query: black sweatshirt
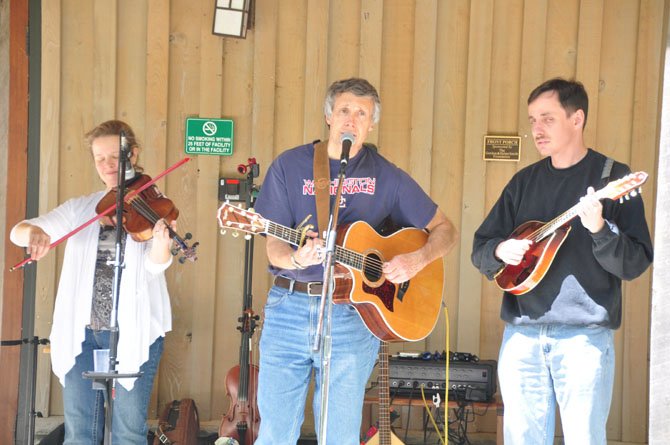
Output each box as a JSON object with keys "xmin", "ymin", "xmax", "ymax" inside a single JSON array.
[{"xmin": 471, "ymin": 149, "xmax": 653, "ymax": 329}]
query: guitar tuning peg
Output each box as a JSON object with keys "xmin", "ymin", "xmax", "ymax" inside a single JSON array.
[
  {"xmin": 244, "ymin": 234, "xmax": 252, "ymax": 241},
  {"xmin": 220, "ymin": 228, "xmax": 227, "ymax": 236},
  {"xmin": 638, "ymin": 186, "xmax": 643, "ymax": 194},
  {"xmin": 619, "ymin": 197, "xmax": 624, "ymax": 204},
  {"xmin": 232, "ymin": 230, "xmax": 239, "ymax": 238},
  {"xmin": 630, "ymin": 190, "xmax": 638, "ymax": 197},
  {"xmin": 625, "ymin": 194, "xmax": 630, "ymax": 200}
]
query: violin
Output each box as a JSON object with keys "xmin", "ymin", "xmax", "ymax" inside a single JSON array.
[
  {"xmin": 219, "ymin": 309, "xmax": 261, "ymax": 445},
  {"xmin": 95, "ymin": 174, "xmax": 198, "ymax": 263},
  {"xmin": 10, "ymin": 157, "xmax": 193, "ymax": 271}
]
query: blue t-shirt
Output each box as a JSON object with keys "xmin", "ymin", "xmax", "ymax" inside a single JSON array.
[{"xmin": 254, "ymin": 142, "xmax": 438, "ymax": 282}]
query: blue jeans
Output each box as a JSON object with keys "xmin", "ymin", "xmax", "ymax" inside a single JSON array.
[
  {"xmin": 255, "ymin": 285, "xmax": 380, "ymax": 445},
  {"xmin": 498, "ymin": 324, "xmax": 615, "ymax": 445},
  {"xmin": 62, "ymin": 328, "xmax": 163, "ymax": 445}
]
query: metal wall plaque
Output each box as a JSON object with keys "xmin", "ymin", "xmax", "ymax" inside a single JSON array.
[{"xmin": 483, "ymin": 135, "xmax": 521, "ymax": 161}]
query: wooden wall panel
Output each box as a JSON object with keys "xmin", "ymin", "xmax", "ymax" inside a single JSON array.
[
  {"xmin": 481, "ymin": 0, "xmax": 524, "ymax": 362},
  {"xmin": 409, "ymin": 0, "xmax": 437, "ymax": 192},
  {"xmin": 275, "ymin": 0, "xmax": 307, "ymax": 152},
  {"xmin": 621, "ymin": 0, "xmax": 665, "ymax": 441},
  {"xmin": 598, "ymin": 2, "xmax": 642, "ymax": 438},
  {"xmin": 303, "ymin": 1, "xmax": 329, "ymax": 141},
  {"xmin": 36, "ymin": 0, "xmax": 62, "ymax": 418},
  {"xmin": 456, "ymin": 0, "xmax": 494, "ymax": 355},
  {"xmin": 379, "ymin": 1, "xmax": 415, "ymax": 170},
  {"xmin": 11, "ymin": 1, "xmax": 666, "ymax": 442},
  {"xmin": 159, "ymin": 0, "xmax": 201, "ymax": 405},
  {"xmin": 544, "ymin": 0, "xmax": 580, "ymax": 78},
  {"xmin": 575, "ymin": 0, "xmax": 604, "ymax": 149},
  {"xmin": 359, "ymin": 0, "xmax": 383, "ymax": 149},
  {"xmin": 428, "ymin": 0, "xmax": 470, "ymax": 354}
]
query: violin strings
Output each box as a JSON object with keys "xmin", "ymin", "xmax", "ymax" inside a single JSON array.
[
  {"xmin": 129, "ymin": 196, "xmax": 185, "ymax": 247},
  {"xmin": 129, "ymin": 196, "xmax": 161, "ymax": 225}
]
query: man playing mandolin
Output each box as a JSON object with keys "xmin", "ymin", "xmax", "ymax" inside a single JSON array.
[
  {"xmin": 471, "ymin": 78, "xmax": 653, "ymax": 445},
  {"xmin": 251, "ymin": 78, "xmax": 457, "ymax": 444}
]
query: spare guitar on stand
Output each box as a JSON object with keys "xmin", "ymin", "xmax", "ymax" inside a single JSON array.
[
  {"xmin": 366, "ymin": 341, "xmax": 403, "ymax": 445},
  {"xmin": 219, "ymin": 159, "xmax": 261, "ymax": 445}
]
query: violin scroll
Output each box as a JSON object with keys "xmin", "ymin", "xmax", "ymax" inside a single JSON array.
[{"xmin": 172, "ymin": 232, "xmax": 199, "ymax": 263}]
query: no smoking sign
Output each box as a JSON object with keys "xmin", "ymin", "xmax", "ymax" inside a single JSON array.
[{"xmin": 184, "ymin": 117, "xmax": 234, "ymax": 156}]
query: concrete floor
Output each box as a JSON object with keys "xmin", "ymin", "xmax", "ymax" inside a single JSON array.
[{"xmin": 33, "ymin": 416, "xmax": 499, "ymax": 444}]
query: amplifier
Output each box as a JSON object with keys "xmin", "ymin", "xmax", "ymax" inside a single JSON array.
[{"xmin": 388, "ymin": 358, "xmax": 497, "ymax": 402}]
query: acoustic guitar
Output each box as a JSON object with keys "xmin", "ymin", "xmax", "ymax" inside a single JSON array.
[
  {"xmin": 217, "ymin": 203, "xmax": 444, "ymax": 342},
  {"xmin": 365, "ymin": 341, "xmax": 404, "ymax": 445},
  {"xmin": 494, "ymin": 171, "xmax": 648, "ymax": 295}
]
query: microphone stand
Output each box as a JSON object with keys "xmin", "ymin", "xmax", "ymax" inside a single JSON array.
[
  {"xmin": 314, "ymin": 152, "xmax": 348, "ymax": 445},
  {"xmin": 82, "ymin": 131, "xmax": 142, "ymax": 445}
]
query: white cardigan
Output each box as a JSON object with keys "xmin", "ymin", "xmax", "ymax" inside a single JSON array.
[{"xmin": 11, "ymin": 191, "xmax": 172, "ymax": 390}]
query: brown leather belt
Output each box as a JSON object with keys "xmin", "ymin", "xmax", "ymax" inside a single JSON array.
[{"xmin": 273, "ymin": 276, "xmax": 323, "ymax": 296}]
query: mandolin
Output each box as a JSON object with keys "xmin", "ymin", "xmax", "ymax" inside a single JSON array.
[{"xmin": 494, "ymin": 171, "xmax": 648, "ymax": 295}]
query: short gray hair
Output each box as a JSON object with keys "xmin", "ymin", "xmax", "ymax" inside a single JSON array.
[{"xmin": 323, "ymin": 78, "xmax": 381, "ymax": 124}]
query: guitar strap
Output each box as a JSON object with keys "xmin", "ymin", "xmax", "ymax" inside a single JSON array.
[
  {"xmin": 312, "ymin": 141, "xmax": 383, "ymax": 235},
  {"xmin": 313, "ymin": 139, "xmax": 330, "ymax": 236},
  {"xmin": 599, "ymin": 156, "xmax": 614, "ymax": 219},
  {"xmin": 601, "ymin": 157, "xmax": 614, "ymax": 186}
]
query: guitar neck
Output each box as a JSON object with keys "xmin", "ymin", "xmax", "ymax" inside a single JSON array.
[
  {"xmin": 264, "ymin": 221, "xmax": 364, "ymax": 270},
  {"xmin": 378, "ymin": 341, "xmax": 391, "ymax": 444},
  {"xmin": 531, "ymin": 187, "xmax": 610, "ymax": 243}
]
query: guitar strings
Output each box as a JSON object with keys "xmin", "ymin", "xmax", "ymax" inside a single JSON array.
[
  {"xmin": 228, "ymin": 208, "xmax": 389, "ymax": 276},
  {"xmin": 264, "ymin": 221, "xmax": 386, "ymax": 274}
]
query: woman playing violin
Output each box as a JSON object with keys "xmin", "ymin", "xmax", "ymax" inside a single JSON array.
[{"xmin": 10, "ymin": 120, "xmax": 175, "ymax": 444}]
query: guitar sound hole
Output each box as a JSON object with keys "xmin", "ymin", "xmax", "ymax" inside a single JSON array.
[{"xmin": 363, "ymin": 253, "xmax": 383, "ymax": 282}]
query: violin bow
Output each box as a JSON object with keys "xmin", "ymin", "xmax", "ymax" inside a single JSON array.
[{"xmin": 10, "ymin": 157, "xmax": 192, "ymax": 271}]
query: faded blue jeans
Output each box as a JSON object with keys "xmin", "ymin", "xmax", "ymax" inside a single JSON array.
[
  {"xmin": 255, "ymin": 285, "xmax": 380, "ymax": 445},
  {"xmin": 62, "ymin": 328, "xmax": 163, "ymax": 445},
  {"xmin": 498, "ymin": 324, "xmax": 615, "ymax": 445}
]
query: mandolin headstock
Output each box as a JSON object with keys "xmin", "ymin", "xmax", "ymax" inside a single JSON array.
[{"xmin": 598, "ymin": 171, "xmax": 648, "ymax": 203}]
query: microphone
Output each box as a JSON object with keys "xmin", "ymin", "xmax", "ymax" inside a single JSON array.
[
  {"xmin": 121, "ymin": 131, "xmax": 135, "ymax": 181},
  {"xmin": 340, "ymin": 133, "xmax": 355, "ymax": 166}
]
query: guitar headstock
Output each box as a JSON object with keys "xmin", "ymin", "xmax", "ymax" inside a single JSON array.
[
  {"xmin": 216, "ymin": 201, "xmax": 267, "ymax": 237},
  {"xmin": 599, "ymin": 171, "xmax": 648, "ymax": 202}
]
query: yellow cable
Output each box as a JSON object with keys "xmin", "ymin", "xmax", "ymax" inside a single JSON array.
[
  {"xmin": 420, "ymin": 303, "xmax": 449, "ymax": 444},
  {"xmin": 444, "ymin": 304, "xmax": 449, "ymax": 440},
  {"xmin": 420, "ymin": 386, "xmax": 445, "ymax": 445}
]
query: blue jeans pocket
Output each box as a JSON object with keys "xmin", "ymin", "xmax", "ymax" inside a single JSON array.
[{"xmin": 264, "ymin": 286, "xmax": 290, "ymax": 310}]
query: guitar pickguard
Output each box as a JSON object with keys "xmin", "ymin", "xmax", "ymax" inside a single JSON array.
[{"xmin": 363, "ymin": 280, "xmax": 396, "ymax": 311}]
